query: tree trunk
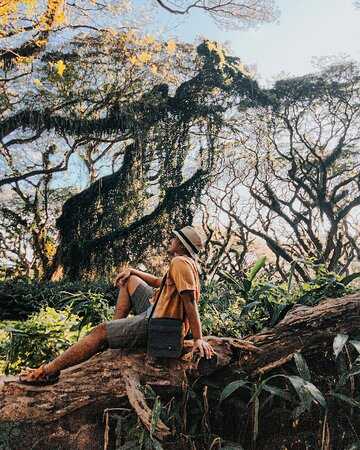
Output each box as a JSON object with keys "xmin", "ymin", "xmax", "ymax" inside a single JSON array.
[{"xmin": 1, "ymin": 293, "xmax": 360, "ymax": 449}]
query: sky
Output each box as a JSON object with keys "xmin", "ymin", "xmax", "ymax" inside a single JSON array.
[{"xmin": 147, "ymin": 0, "xmax": 360, "ymax": 85}]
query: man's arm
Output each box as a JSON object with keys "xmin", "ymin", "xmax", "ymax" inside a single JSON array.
[
  {"xmin": 181, "ymin": 290, "xmax": 214, "ymax": 359},
  {"xmin": 130, "ymin": 268, "xmax": 161, "ymax": 287},
  {"xmin": 115, "ymin": 267, "xmax": 161, "ymax": 288}
]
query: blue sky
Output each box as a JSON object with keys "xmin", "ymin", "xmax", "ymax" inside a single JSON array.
[{"xmin": 148, "ymin": 0, "xmax": 360, "ymax": 85}]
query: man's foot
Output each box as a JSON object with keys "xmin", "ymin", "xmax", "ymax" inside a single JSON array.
[{"xmin": 18, "ymin": 365, "xmax": 60, "ymax": 386}]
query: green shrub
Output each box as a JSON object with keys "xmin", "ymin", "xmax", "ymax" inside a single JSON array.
[
  {"xmin": 0, "ymin": 307, "xmax": 92, "ymax": 375},
  {"xmin": 218, "ymin": 333, "xmax": 360, "ymax": 449},
  {"xmin": 199, "ymin": 260, "xmax": 359, "ymax": 338},
  {"xmin": 199, "ymin": 280, "xmax": 247, "ymax": 338},
  {"xmin": 293, "ymin": 265, "xmax": 360, "ymax": 306},
  {"xmin": 0, "ymin": 279, "xmax": 117, "ymax": 321}
]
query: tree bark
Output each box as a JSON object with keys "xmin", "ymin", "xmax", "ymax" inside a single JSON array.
[{"xmin": 1, "ymin": 293, "xmax": 360, "ymax": 449}]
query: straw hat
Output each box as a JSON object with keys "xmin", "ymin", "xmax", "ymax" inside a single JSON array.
[{"xmin": 173, "ymin": 226, "xmax": 205, "ymax": 260}]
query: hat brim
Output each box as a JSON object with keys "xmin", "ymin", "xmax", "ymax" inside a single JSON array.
[{"xmin": 173, "ymin": 230, "xmax": 198, "ymax": 259}]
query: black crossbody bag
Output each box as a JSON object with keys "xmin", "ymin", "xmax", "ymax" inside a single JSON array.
[{"xmin": 147, "ymin": 274, "xmax": 183, "ymax": 358}]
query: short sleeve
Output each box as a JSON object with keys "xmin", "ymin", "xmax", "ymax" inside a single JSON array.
[{"xmin": 169, "ymin": 257, "xmax": 196, "ymax": 294}]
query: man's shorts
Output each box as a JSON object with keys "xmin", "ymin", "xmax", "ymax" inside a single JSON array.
[{"xmin": 106, "ymin": 282, "xmax": 154, "ymax": 349}]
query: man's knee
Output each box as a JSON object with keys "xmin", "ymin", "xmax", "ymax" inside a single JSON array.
[{"xmin": 127, "ymin": 274, "xmax": 146, "ymax": 296}]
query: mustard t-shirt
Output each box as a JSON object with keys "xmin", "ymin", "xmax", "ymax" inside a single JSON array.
[{"xmin": 152, "ymin": 255, "xmax": 200, "ymax": 337}]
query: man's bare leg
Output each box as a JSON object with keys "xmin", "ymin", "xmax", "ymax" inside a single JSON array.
[
  {"xmin": 45, "ymin": 323, "xmax": 108, "ymax": 374},
  {"xmin": 19, "ymin": 323, "xmax": 108, "ymax": 381},
  {"xmin": 20, "ymin": 275, "xmax": 147, "ymax": 382},
  {"xmin": 113, "ymin": 275, "xmax": 146, "ymax": 319}
]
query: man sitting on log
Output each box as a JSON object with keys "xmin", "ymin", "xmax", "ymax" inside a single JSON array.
[{"xmin": 19, "ymin": 226, "xmax": 214, "ymax": 385}]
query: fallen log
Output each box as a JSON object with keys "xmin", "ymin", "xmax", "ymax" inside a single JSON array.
[{"xmin": 1, "ymin": 292, "xmax": 360, "ymax": 449}]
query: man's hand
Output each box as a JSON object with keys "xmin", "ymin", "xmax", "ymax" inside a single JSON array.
[
  {"xmin": 114, "ymin": 267, "xmax": 132, "ymax": 287},
  {"xmin": 192, "ymin": 338, "xmax": 215, "ymax": 359}
]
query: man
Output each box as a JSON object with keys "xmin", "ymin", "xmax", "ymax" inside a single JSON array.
[{"xmin": 19, "ymin": 226, "xmax": 214, "ymax": 385}]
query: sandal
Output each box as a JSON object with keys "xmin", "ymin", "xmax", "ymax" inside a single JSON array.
[{"xmin": 18, "ymin": 367, "xmax": 60, "ymax": 386}]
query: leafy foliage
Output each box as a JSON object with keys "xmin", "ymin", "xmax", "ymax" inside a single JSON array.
[
  {"xmin": 217, "ymin": 333, "xmax": 360, "ymax": 449},
  {"xmin": 0, "ymin": 307, "xmax": 92, "ymax": 374},
  {"xmin": 200, "ymin": 259, "xmax": 358, "ymax": 338},
  {"xmin": 0, "ymin": 278, "xmax": 117, "ymax": 321},
  {"xmin": 0, "ymin": 280, "xmax": 115, "ymax": 374}
]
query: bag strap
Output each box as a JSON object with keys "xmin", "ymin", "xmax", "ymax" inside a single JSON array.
[{"xmin": 148, "ymin": 272, "xmax": 167, "ymax": 320}]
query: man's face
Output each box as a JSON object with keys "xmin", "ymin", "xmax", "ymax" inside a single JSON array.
[{"xmin": 168, "ymin": 237, "xmax": 181, "ymax": 255}]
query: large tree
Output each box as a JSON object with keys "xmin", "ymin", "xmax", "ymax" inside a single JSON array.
[
  {"xmin": 0, "ymin": 31, "xmax": 262, "ymax": 279},
  {"xmin": 212, "ymin": 60, "xmax": 360, "ymax": 280},
  {"xmin": 51, "ymin": 40, "xmax": 262, "ymax": 280}
]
